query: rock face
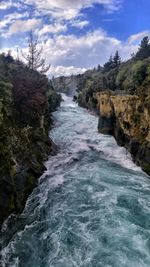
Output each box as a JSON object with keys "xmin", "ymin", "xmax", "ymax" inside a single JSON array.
[
  {"xmin": 0, "ymin": 126, "xmax": 58, "ymax": 227},
  {"xmin": 96, "ymin": 91, "xmax": 150, "ymax": 175}
]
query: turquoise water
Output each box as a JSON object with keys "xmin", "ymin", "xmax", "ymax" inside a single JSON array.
[{"xmin": 0, "ymin": 95, "xmax": 150, "ymax": 267}]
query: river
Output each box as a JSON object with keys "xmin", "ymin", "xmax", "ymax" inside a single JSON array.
[{"xmin": 0, "ymin": 94, "xmax": 150, "ymax": 267}]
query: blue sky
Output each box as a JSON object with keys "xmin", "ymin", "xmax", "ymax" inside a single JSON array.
[{"xmin": 0, "ymin": 0, "xmax": 150, "ymax": 76}]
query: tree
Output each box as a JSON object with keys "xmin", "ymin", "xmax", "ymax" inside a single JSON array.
[
  {"xmin": 133, "ymin": 62, "xmax": 148, "ymax": 86},
  {"xmin": 113, "ymin": 50, "xmax": 121, "ymax": 67},
  {"xmin": 135, "ymin": 36, "xmax": 150, "ymax": 60},
  {"xmin": 97, "ymin": 64, "xmax": 101, "ymax": 71},
  {"xmin": 103, "ymin": 55, "xmax": 114, "ymax": 71},
  {"xmin": 140, "ymin": 36, "xmax": 149, "ymax": 49},
  {"xmin": 22, "ymin": 32, "xmax": 50, "ymax": 73},
  {"xmin": 103, "ymin": 51, "xmax": 121, "ymax": 72},
  {"xmin": 11, "ymin": 67, "xmax": 48, "ymax": 127}
]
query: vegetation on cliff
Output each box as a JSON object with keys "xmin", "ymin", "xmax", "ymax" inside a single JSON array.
[{"xmin": 0, "ymin": 52, "xmax": 61, "ymax": 226}]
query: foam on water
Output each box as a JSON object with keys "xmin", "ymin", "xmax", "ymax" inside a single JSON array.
[
  {"xmin": 0, "ymin": 94, "xmax": 150, "ymax": 267},
  {"xmin": 52, "ymin": 95, "xmax": 142, "ymax": 172},
  {"xmin": 61, "ymin": 93, "xmax": 77, "ymax": 108}
]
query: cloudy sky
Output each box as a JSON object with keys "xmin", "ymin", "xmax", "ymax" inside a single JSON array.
[{"xmin": 0, "ymin": 0, "xmax": 150, "ymax": 77}]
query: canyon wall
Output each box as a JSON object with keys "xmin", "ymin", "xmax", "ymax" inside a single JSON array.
[{"xmin": 96, "ymin": 91, "xmax": 150, "ymax": 175}]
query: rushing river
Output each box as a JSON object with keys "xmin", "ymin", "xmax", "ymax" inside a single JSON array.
[{"xmin": 0, "ymin": 95, "xmax": 150, "ymax": 267}]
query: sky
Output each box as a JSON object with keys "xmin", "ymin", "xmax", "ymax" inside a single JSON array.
[{"xmin": 0, "ymin": 0, "xmax": 150, "ymax": 77}]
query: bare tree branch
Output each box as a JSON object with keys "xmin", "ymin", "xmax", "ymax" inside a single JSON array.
[{"xmin": 21, "ymin": 31, "xmax": 50, "ymax": 74}]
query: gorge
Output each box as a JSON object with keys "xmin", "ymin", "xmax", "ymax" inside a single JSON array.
[
  {"xmin": 0, "ymin": 95, "xmax": 150, "ymax": 267},
  {"xmin": 0, "ymin": 37, "xmax": 150, "ymax": 267}
]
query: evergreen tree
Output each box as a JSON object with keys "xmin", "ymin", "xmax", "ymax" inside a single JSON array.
[
  {"xmin": 135, "ymin": 36, "xmax": 150, "ymax": 59},
  {"xmin": 113, "ymin": 50, "xmax": 121, "ymax": 67},
  {"xmin": 103, "ymin": 55, "xmax": 114, "ymax": 71},
  {"xmin": 97, "ymin": 64, "xmax": 101, "ymax": 71},
  {"xmin": 140, "ymin": 36, "xmax": 149, "ymax": 49}
]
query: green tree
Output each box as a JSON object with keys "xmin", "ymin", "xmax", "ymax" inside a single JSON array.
[
  {"xmin": 135, "ymin": 36, "xmax": 150, "ymax": 59},
  {"xmin": 103, "ymin": 55, "xmax": 114, "ymax": 71},
  {"xmin": 140, "ymin": 36, "xmax": 149, "ymax": 49},
  {"xmin": 133, "ymin": 62, "xmax": 148, "ymax": 86},
  {"xmin": 97, "ymin": 64, "xmax": 101, "ymax": 71},
  {"xmin": 113, "ymin": 50, "xmax": 121, "ymax": 67}
]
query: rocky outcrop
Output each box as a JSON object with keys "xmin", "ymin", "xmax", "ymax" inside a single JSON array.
[{"xmin": 96, "ymin": 91, "xmax": 150, "ymax": 175}]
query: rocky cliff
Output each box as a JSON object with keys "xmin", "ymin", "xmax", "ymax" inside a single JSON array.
[
  {"xmin": 0, "ymin": 53, "xmax": 61, "ymax": 227},
  {"xmin": 0, "ymin": 125, "xmax": 58, "ymax": 227},
  {"xmin": 96, "ymin": 91, "xmax": 150, "ymax": 175}
]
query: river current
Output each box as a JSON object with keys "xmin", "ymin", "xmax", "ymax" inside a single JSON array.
[{"xmin": 0, "ymin": 94, "xmax": 150, "ymax": 267}]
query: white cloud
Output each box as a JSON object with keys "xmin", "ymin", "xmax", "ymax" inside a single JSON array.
[
  {"xmin": 71, "ymin": 20, "xmax": 89, "ymax": 29},
  {"xmin": 22, "ymin": 0, "xmax": 122, "ymax": 20},
  {"xmin": 0, "ymin": 0, "xmax": 123, "ymax": 42},
  {"xmin": 6, "ymin": 18, "xmax": 42, "ymax": 37},
  {"xmin": 44, "ymin": 30, "xmax": 137, "ymax": 76},
  {"xmin": 128, "ymin": 31, "xmax": 150, "ymax": 44},
  {"xmin": 41, "ymin": 29, "xmax": 123, "ymax": 68},
  {"xmin": 0, "ymin": 0, "xmax": 24, "ymax": 10},
  {"xmin": 2, "ymin": 28, "xmax": 140, "ymax": 77},
  {"xmin": 37, "ymin": 23, "xmax": 67, "ymax": 36},
  {"xmin": 46, "ymin": 9, "xmax": 80, "ymax": 21},
  {"xmin": 0, "ymin": 12, "xmax": 29, "ymax": 32},
  {"xmin": 24, "ymin": 0, "xmax": 114, "ymax": 10},
  {"xmin": 5, "ymin": 12, "xmax": 29, "ymax": 22},
  {"xmin": 48, "ymin": 65, "xmax": 86, "ymax": 77},
  {"xmin": 1, "ymin": 0, "xmax": 147, "ymax": 79},
  {"xmin": 0, "ymin": 1, "xmax": 12, "ymax": 10}
]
